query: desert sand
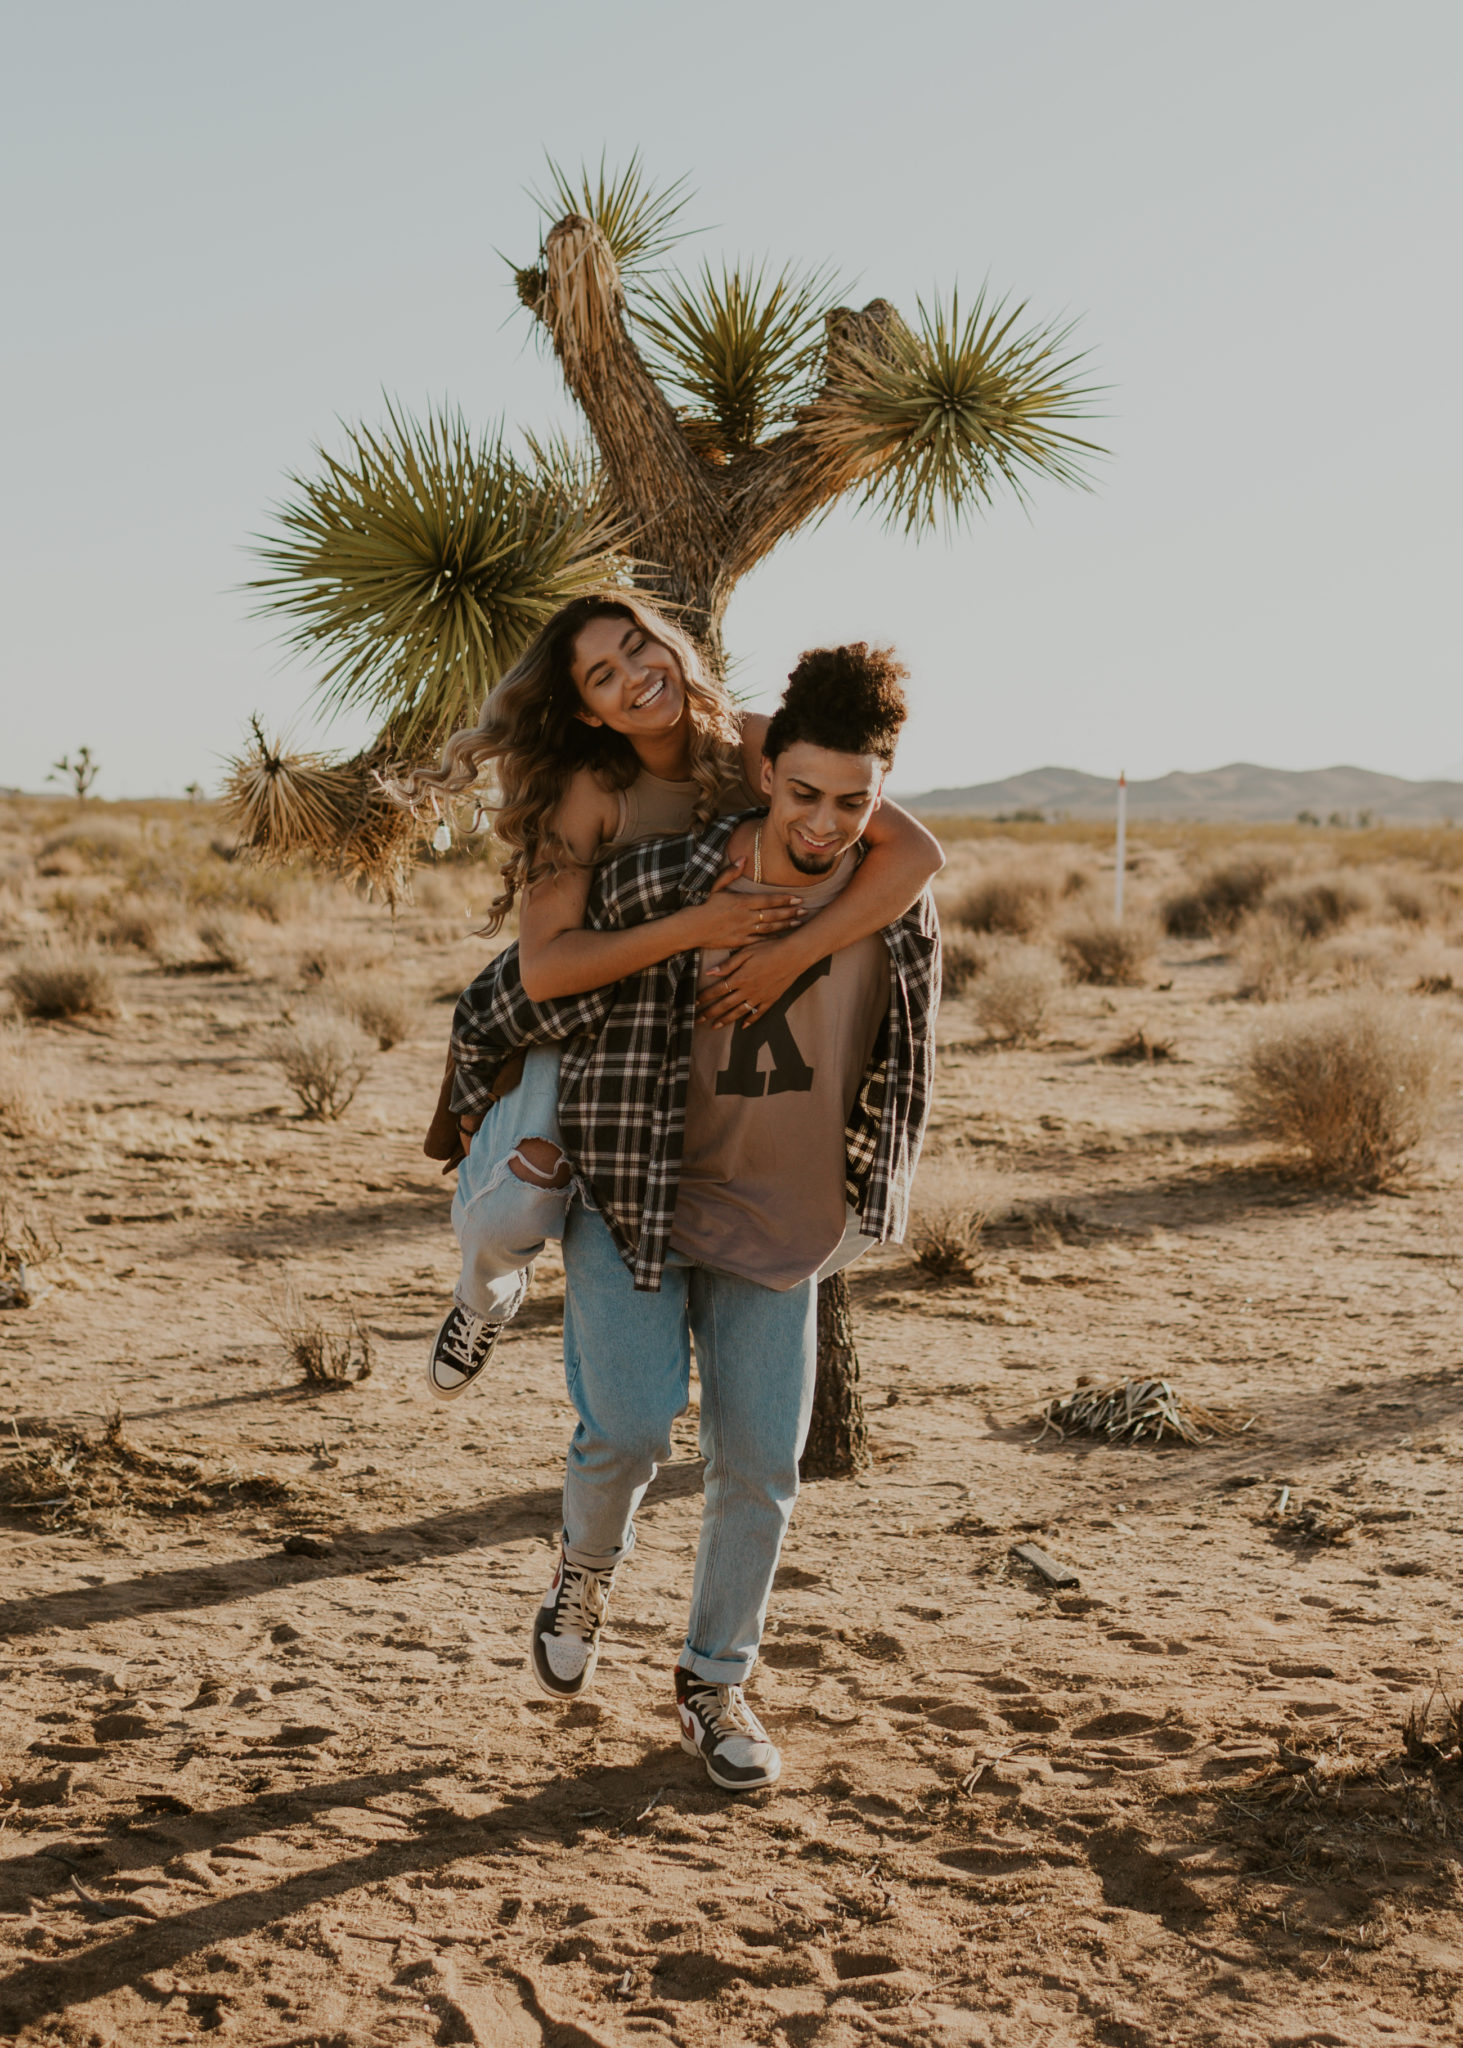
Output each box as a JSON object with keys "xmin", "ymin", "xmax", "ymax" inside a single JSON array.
[{"xmin": 2, "ymin": 804, "xmax": 1462, "ymax": 2047}]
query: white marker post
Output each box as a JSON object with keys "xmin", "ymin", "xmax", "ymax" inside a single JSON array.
[{"xmin": 1114, "ymin": 772, "xmax": 1127, "ymax": 923}]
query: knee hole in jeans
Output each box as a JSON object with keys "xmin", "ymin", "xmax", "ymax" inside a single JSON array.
[{"xmin": 509, "ymin": 1138, "xmax": 571, "ymax": 1190}]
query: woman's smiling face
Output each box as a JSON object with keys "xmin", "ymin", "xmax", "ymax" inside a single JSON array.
[{"xmin": 569, "ymin": 614, "xmax": 687, "ymax": 740}]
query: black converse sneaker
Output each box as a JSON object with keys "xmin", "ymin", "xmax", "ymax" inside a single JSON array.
[
  {"xmin": 529, "ymin": 1550, "xmax": 619, "ymax": 1700},
  {"xmin": 425, "ymin": 1305, "xmax": 502, "ymax": 1401},
  {"xmin": 675, "ymin": 1666, "xmax": 781, "ymax": 1791}
]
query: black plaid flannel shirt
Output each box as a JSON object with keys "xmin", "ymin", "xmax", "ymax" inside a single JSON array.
[{"xmin": 450, "ymin": 813, "xmax": 941, "ymax": 1291}]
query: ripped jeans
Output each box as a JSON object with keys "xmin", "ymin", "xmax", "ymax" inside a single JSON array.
[
  {"xmin": 452, "ymin": 1042, "xmax": 881, "ymax": 1325},
  {"xmin": 452, "ymin": 1045, "xmax": 575, "ymax": 1324}
]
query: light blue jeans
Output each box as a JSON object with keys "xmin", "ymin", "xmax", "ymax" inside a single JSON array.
[
  {"xmin": 453, "ymin": 1041, "xmax": 877, "ymax": 1325},
  {"xmin": 452, "ymin": 1046, "xmax": 574, "ymax": 1323},
  {"xmin": 560, "ymin": 1200, "xmax": 817, "ymax": 1685}
]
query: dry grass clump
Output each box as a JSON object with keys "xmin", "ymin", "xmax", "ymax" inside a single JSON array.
[
  {"xmin": 1233, "ymin": 991, "xmax": 1455, "ymax": 1187},
  {"xmin": 0, "ymin": 1026, "xmax": 61, "ymax": 1141},
  {"xmin": 265, "ymin": 1289, "xmax": 374, "ymax": 1387},
  {"xmin": 1266, "ymin": 870, "xmax": 1373, "ymax": 938},
  {"xmin": 1163, "ymin": 856, "xmax": 1279, "ymax": 938},
  {"xmin": 196, "ymin": 914, "xmax": 255, "ymax": 973},
  {"xmin": 100, "ymin": 895, "xmax": 173, "ymax": 952},
  {"xmin": 1034, "ymin": 1376, "xmax": 1254, "ymax": 1446},
  {"xmin": 1234, "ymin": 910, "xmax": 1321, "ymax": 1001},
  {"xmin": 971, "ymin": 942, "xmax": 1060, "ymax": 1043},
  {"xmin": 297, "ymin": 937, "xmax": 390, "ymax": 984},
  {"xmin": 0, "ymin": 1411, "xmax": 294, "ymax": 1533},
  {"xmin": 952, "ymin": 857, "xmax": 1083, "ymax": 937},
  {"xmin": 1058, "ymin": 911, "xmax": 1155, "ymax": 986},
  {"xmin": 907, "ymin": 1157, "xmax": 997, "ymax": 1284},
  {"xmin": 5, "ymin": 943, "xmax": 118, "ymax": 1020},
  {"xmin": 940, "ymin": 929, "xmax": 986, "ymax": 998},
  {"xmin": 273, "ymin": 1007, "xmax": 374, "ymax": 1119},
  {"xmin": 324, "ymin": 973, "xmax": 419, "ymax": 1049},
  {"xmin": 36, "ymin": 817, "xmax": 138, "ymax": 871}
]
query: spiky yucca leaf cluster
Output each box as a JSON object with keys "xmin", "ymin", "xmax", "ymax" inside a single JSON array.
[
  {"xmin": 248, "ymin": 403, "xmax": 621, "ymax": 753},
  {"xmin": 815, "ymin": 289, "xmax": 1101, "ymax": 533},
  {"xmin": 638, "ymin": 261, "xmax": 837, "ymax": 457},
  {"xmin": 220, "ymin": 720, "xmax": 418, "ymax": 900}
]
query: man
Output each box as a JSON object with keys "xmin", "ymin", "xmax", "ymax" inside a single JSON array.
[{"xmin": 448, "ymin": 645, "xmax": 940, "ymax": 1790}]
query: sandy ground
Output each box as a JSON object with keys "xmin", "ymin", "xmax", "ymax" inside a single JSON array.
[{"xmin": 3, "ymin": 860, "xmax": 1463, "ymax": 2047}]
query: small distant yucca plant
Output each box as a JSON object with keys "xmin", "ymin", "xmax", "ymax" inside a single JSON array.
[
  {"xmin": 1059, "ymin": 912, "xmax": 1154, "ymax": 986},
  {"xmin": 1233, "ymin": 992, "xmax": 1454, "ymax": 1187},
  {"xmin": 273, "ymin": 1008, "xmax": 373, "ymax": 1119},
  {"xmin": 6, "ymin": 944, "xmax": 118, "ymax": 1021}
]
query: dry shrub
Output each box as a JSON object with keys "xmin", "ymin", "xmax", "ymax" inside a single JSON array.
[
  {"xmin": 908, "ymin": 1157, "xmax": 996, "ymax": 1284},
  {"xmin": 953, "ymin": 858, "xmax": 1078, "ymax": 937},
  {"xmin": 1266, "ymin": 870, "xmax": 1373, "ymax": 938},
  {"xmin": 0, "ymin": 1024, "xmax": 62, "ymax": 1140},
  {"xmin": 297, "ymin": 937, "xmax": 389, "ymax": 984},
  {"xmin": 273, "ymin": 1008, "xmax": 373, "ymax": 1119},
  {"xmin": 0, "ymin": 1410, "xmax": 293, "ymax": 1533},
  {"xmin": 940, "ymin": 929, "xmax": 986, "ymax": 997},
  {"xmin": 1034, "ymin": 1376, "xmax": 1253, "ymax": 1446},
  {"xmin": 6, "ymin": 943, "xmax": 118, "ymax": 1020},
  {"xmin": 1232, "ymin": 992, "xmax": 1455, "ymax": 1187},
  {"xmin": 1163, "ymin": 856, "xmax": 1278, "ymax": 938},
  {"xmin": 1059, "ymin": 911, "xmax": 1155, "ymax": 986},
  {"xmin": 972, "ymin": 941, "xmax": 1060, "ymax": 1043},
  {"xmin": 100, "ymin": 895, "xmax": 172, "ymax": 952},
  {"xmin": 37, "ymin": 817, "xmax": 138, "ymax": 871},
  {"xmin": 1381, "ymin": 875, "xmax": 1441, "ymax": 926},
  {"xmin": 265, "ymin": 1289, "xmax": 374, "ymax": 1387},
  {"xmin": 1234, "ymin": 910, "xmax": 1320, "ymax": 1001},
  {"xmin": 325, "ymin": 973, "xmax": 418, "ymax": 1049},
  {"xmin": 197, "ymin": 913, "xmax": 255, "ymax": 973}
]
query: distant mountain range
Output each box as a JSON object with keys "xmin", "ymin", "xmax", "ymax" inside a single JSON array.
[{"xmin": 899, "ymin": 762, "xmax": 1463, "ymax": 824}]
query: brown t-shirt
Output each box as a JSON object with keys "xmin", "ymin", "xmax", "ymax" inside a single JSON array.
[{"xmin": 669, "ymin": 854, "xmax": 888, "ymax": 1289}]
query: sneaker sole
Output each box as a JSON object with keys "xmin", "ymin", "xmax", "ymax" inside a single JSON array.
[{"xmin": 679, "ymin": 1731, "xmax": 781, "ymax": 1792}]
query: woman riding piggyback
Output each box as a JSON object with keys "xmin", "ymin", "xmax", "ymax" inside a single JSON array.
[{"xmin": 390, "ymin": 591, "xmax": 942, "ymax": 1401}]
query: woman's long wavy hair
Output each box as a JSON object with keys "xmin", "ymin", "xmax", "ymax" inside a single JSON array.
[{"xmin": 389, "ymin": 591, "xmax": 743, "ymax": 932}]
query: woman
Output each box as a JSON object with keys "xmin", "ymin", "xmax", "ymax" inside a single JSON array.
[{"xmin": 394, "ymin": 591, "xmax": 942, "ymax": 1398}]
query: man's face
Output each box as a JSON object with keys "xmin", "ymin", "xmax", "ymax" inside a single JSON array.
[{"xmin": 759, "ymin": 740, "xmax": 886, "ymax": 876}]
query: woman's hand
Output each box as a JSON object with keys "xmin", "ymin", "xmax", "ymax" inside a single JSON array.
[
  {"xmin": 682, "ymin": 859, "xmax": 804, "ymax": 951},
  {"xmin": 696, "ymin": 930, "xmax": 819, "ymax": 1029}
]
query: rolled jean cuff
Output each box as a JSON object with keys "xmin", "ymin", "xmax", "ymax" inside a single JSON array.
[
  {"xmin": 678, "ymin": 1642, "xmax": 755, "ymax": 1687},
  {"xmin": 562, "ymin": 1524, "xmax": 636, "ymax": 1576}
]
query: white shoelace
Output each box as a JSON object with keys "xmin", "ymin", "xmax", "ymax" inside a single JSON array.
[
  {"xmin": 685, "ymin": 1681, "xmax": 765, "ymax": 1742},
  {"xmin": 439, "ymin": 1311, "xmax": 491, "ymax": 1374},
  {"xmin": 554, "ymin": 1562, "xmax": 612, "ymax": 1638}
]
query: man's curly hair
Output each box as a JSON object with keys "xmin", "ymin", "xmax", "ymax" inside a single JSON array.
[{"xmin": 763, "ymin": 643, "xmax": 909, "ymax": 770}]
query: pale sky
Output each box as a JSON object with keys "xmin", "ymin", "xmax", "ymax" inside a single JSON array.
[{"xmin": 2, "ymin": 1, "xmax": 1459, "ymax": 798}]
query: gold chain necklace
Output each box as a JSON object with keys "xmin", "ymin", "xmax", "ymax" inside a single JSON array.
[{"xmin": 753, "ymin": 822, "xmax": 763, "ymax": 884}]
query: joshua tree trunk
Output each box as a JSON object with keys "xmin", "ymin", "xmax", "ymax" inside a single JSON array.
[{"xmin": 800, "ymin": 1270, "xmax": 870, "ymax": 1479}]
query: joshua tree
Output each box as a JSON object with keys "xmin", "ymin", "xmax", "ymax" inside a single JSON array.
[
  {"xmin": 227, "ymin": 157, "xmax": 1100, "ymax": 1474},
  {"xmin": 48, "ymin": 747, "xmax": 100, "ymax": 802}
]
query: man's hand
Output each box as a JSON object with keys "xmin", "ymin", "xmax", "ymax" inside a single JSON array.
[
  {"xmin": 458, "ymin": 1111, "xmax": 483, "ymax": 1150},
  {"xmin": 695, "ymin": 929, "xmax": 820, "ymax": 1029}
]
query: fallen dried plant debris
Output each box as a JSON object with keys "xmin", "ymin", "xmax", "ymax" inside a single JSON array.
[
  {"xmin": 1034, "ymin": 1376, "xmax": 1254, "ymax": 1447},
  {"xmin": 1104, "ymin": 1027, "xmax": 1176, "ymax": 1063},
  {"xmin": 0, "ymin": 1200, "xmax": 59, "ymax": 1310},
  {"xmin": 1401, "ymin": 1686, "xmax": 1463, "ymax": 1768},
  {"xmin": 0, "ymin": 1412, "xmax": 294, "ymax": 1533},
  {"xmin": 1268, "ymin": 1488, "xmax": 1356, "ymax": 1544}
]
